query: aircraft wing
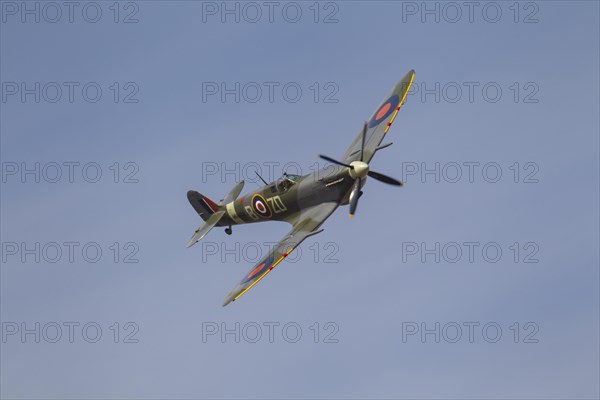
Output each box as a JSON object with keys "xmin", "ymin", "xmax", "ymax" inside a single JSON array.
[
  {"xmin": 341, "ymin": 70, "xmax": 415, "ymax": 165},
  {"xmin": 222, "ymin": 202, "xmax": 338, "ymax": 306}
]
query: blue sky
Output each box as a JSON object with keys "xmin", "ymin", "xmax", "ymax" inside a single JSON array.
[{"xmin": 1, "ymin": 1, "xmax": 599, "ymax": 399}]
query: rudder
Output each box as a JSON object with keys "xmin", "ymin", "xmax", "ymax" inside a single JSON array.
[{"xmin": 187, "ymin": 190, "xmax": 221, "ymax": 221}]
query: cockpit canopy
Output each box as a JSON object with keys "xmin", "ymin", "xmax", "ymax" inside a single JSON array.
[{"xmin": 275, "ymin": 174, "xmax": 299, "ymax": 192}]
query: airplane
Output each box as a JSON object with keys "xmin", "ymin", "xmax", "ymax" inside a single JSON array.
[{"xmin": 187, "ymin": 69, "xmax": 415, "ymax": 306}]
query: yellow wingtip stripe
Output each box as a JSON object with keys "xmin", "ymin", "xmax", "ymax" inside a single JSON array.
[
  {"xmin": 233, "ymin": 248, "xmax": 295, "ymax": 301},
  {"xmin": 384, "ymin": 71, "xmax": 415, "ymax": 134}
]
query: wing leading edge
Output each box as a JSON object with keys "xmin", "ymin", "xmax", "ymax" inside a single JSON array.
[{"xmin": 222, "ymin": 202, "xmax": 339, "ymax": 306}]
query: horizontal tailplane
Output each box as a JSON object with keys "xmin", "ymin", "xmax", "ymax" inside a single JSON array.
[{"xmin": 187, "ymin": 211, "xmax": 225, "ymax": 248}]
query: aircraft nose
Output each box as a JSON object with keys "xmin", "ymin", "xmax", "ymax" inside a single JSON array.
[{"xmin": 349, "ymin": 161, "xmax": 369, "ymax": 179}]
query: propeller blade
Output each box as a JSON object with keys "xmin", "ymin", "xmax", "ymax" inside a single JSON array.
[
  {"xmin": 360, "ymin": 121, "xmax": 367, "ymax": 162},
  {"xmin": 349, "ymin": 178, "xmax": 363, "ymax": 217},
  {"xmin": 368, "ymin": 170, "xmax": 403, "ymax": 186},
  {"xmin": 318, "ymin": 154, "xmax": 353, "ymax": 169}
]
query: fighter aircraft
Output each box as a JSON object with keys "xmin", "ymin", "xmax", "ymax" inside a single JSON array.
[{"xmin": 187, "ymin": 70, "xmax": 415, "ymax": 306}]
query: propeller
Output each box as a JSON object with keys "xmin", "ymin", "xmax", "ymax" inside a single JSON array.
[
  {"xmin": 348, "ymin": 177, "xmax": 362, "ymax": 217},
  {"xmin": 367, "ymin": 170, "xmax": 403, "ymax": 186},
  {"xmin": 318, "ymin": 121, "xmax": 403, "ymax": 217}
]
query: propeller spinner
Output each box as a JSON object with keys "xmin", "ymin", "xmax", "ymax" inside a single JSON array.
[{"xmin": 318, "ymin": 122, "xmax": 403, "ymax": 217}]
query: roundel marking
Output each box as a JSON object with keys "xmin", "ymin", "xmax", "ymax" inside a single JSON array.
[
  {"xmin": 375, "ymin": 103, "xmax": 392, "ymax": 120},
  {"xmin": 369, "ymin": 94, "xmax": 400, "ymax": 128},
  {"xmin": 251, "ymin": 194, "xmax": 272, "ymax": 218},
  {"xmin": 247, "ymin": 262, "xmax": 266, "ymax": 280},
  {"xmin": 242, "ymin": 254, "xmax": 275, "ymax": 284}
]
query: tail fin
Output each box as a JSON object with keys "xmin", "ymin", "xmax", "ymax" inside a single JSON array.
[
  {"xmin": 187, "ymin": 190, "xmax": 221, "ymax": 222},
  {"xmin": 186, "ymin": 182, "xmax": 245, "ymax": 248}
]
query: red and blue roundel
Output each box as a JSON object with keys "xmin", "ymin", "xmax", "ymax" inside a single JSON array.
[
  {"xmin": 369, "ymin": 94, "xmax": 400, "ymax": 128},
  {"xmin": 242, "ymin": 254, "xmax": 275, "ymax": 284},
  {"xmin": 252, "ymin": 194, "xmax": 272, "ymax": 218}
]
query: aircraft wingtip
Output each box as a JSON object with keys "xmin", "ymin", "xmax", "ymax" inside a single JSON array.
[{"xmin": 222, "ymin": 295, "xmax": 235, "ymax": 307}]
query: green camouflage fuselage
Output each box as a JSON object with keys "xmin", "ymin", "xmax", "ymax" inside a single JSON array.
[{"xmin": 217, "ymin": 165, "xmax": 353, "ymax": 227}]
